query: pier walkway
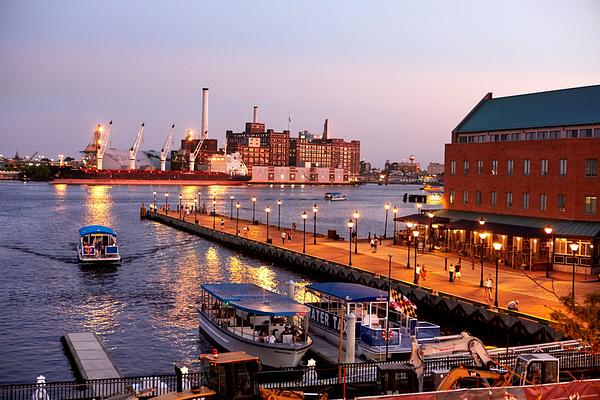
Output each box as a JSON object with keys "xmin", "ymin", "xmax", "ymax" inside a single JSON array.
[
  {"xmin": 62, "ymin": 332, "xmax": 122, "ymax": 380},
  {"xmin": 153, "ymin": 209, "xmax": 598, "ymax": 321}
]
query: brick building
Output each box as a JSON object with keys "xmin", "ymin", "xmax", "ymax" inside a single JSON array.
[{"xmin": 438, "ymin": 85, "xmax": 600, "ymax": 275}]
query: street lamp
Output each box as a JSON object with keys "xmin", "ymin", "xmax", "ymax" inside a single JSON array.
[
  {"xmin": 153, "ymin": 191, "xmax": 157, "ymax": 213},
  {"xmin": 478, "ymin": 216, "xmax": 486, "ymax": 226},
  {"xmin": 427, "ymin": 211, "xmax": 435, "ymax": 251},
  {"xmin": 251, "ymin": 196, "xmax": 257, "ymax": 224},
  {"xmin": 544, "ymin": 225, "xmax": 554, "ymax": 278},
  {"xmin": 353, "ymin": 210, "xmax": 360, "ymax": 254},
  {"xmin": 392, "ymin": 206, "xmax": 399, "ymax": 244},
  {"xmin": 478, "ymin": 232, "xmax": 488, "ymax": 287},
  {"xmin": 412, "ymin": 230, "xmax": 420, "ymax": 284},
  {"xmin": 194, "ymin": 198, "xmax": 198, "ymax": 223},
  {"xmin": 492, "ymin": 242, "xmax": 502, "ymax": 308},
  {"xmin": 347, "ymin": 219, "xmax": 354, "ymax": 266},
  {"xmin": 406, "ymin": 222, "xmax": 414, "ymax": 268},
  {"xmin": 212, "ymin": 199, "xmax": 217, "ymax": 229},
  {"xmin": 235, "ymin": 201, "xmax": 241, "ymax": 234},
  {"xmin": 416, "ymin": 203, "xmax": 422, "ymax": 214},
  {"xmin": 165, "ymin": 193, "xmax": 169, "ymax": 213},
  {"xmin": 197, "ymin": 191, "xmax": 202, "ymax": 214},
  {"xmin": 179, "ymin": 194, "xmax": 183, "ymax": 219},
  {"xmin": 265, "ymin": 206, "xmax": 271, "ymax": 242},
  {"xmin": 277, "ymin": 200, "xmax": 283, "ymax": 230},
  {"xmin": 230, "ymin": 196, "xmax": 234, "ymax": 219},
  {"xmin": 569, "ymin": 242, "xmax": 579, "ymax": 306},
  {"xmin": 384, "ymin": 203, "xmax": 390, "ymax": 239},
  {"xmin": 313, "ymin": 204, "xmax": 319, "ymax": 245},
  {"xmin": 386, "ymin": 254, "xmax": 393, "ymax": 361},
  {"xmin": 302, "ymin": 211, "xmax": 308, "ymax": 253}
]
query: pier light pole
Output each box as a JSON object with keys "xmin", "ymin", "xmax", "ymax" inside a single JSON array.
[
  {"xmin": 265, "ymin": 206, "xmax": 271, "ymax": 242},
  {"xmin": 406, "ymin": 222, "xmax": 413, "ymax": 268},
  {"xmin": 165, "ymin": 193, "xmax": 169, "ymax": 214},
  {"xmin": 392, "ymin": 206, "xmax": 398, "ymax": 244},
  {"xmin": 383, "ymin": 203, "xmax": 390, "ymax": 239},
  {"xmin": 347, "ymin": 219, "xmax": 354, "ymax": 266},
  {"xmin": 479, "ymin": 232, "xmax": 488, "ymax": 287},
  {"xmin": 252, "ymin": 196, "xmax": 257, "ymax": 224},
  {"xmin": 179, "ymin": 194, "xmax": 183, "ymax": 219},
  {"xmin": 302, "ymin": 212, "xmax": 308, "ymax": 253},
  {"xmin": 492, "ymin": 242, "xmax": 502, "ymax": 308},
  {"xmin": 413, "ymin": 230, "xmax": 420, "ymax": 284},
  {"xmin": 416, "ymin": 203, "xmax": 422, "ymax": 214},
  {"xmin": 230, "ymin": 196, "xmax": 234, "ymax": 219},
  {"xmin": 194, "ymin": 199, "xmax": 198, "ymax": 223},
  {"xmin": 235, "ymin": 202, "xmax": 240, "ymax": 234},
  {"xmin": 386, "ymin": 254, "xmax": 392, "ymax": 360},
  {"xmin": 427, "ymin": 212, "xmax": 434, "ymax": 251},
  {"xmin": 569, "ymin": 243, "xmax": 579, "ymax": 306},
  {"xmin": 212, "ymin": 199, "xmax": 216, "ymax": 229},
  {"xmin": 153, "ymin": 191, "xmax": 157, "ymax": 213},
  {"xmin": 353, "ymin": 210, "xmax": 360, "ymax": 254},
  {"xmin": 544, "ymin": 225, "xmax": 554, "ymax": 278},
  {"xmin": 277, "ymin": 200, "xmax": 282, "ymax": 230},
  {"xmin": 197, "ymin": 191, "xmax": 201, "ymax": 213},
  {"xmin": 313, "ymin": 204, "xmax": 319, "ymax": 245}
]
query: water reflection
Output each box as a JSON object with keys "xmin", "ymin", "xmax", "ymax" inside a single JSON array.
[{"xmin": 83, "ymin": 185, "xmax": 114, "ymax": 227}]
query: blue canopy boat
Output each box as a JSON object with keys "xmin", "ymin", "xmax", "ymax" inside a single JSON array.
[
  {"xmin": 77, "ymin": 225, "xmax": 121, "ymax": 263},
  {"xmin": 199, "ymin": 283, "xmax": 312, "ymax": 368},
  {"xmin": 305, "ymin": 282, "xmax": 440, "ymax": 361}
]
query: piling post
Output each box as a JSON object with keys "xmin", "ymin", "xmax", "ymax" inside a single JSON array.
[
  {"xmin": 140, "ymin": 203, "xmax": 147, "ymax": 219},
  {"xmin": 345, "ymin": 312, "xmax": 356, "ymax": 364},
  {"xmin": 287, "ymin": 280, "xmax": 295, "ymax": 300}
]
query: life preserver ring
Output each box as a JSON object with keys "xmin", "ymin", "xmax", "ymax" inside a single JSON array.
[
  {"xmin": 84, "ymin": 245, "xmax": 92, "ymax": 255},
  {"xmin": 381, "ymin": 330, "xmax": 394, "ymax": 340}
]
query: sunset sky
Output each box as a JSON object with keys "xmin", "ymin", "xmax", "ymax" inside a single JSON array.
[{"xmin": 1, "ymin": 0, "xmax": 599, "ymax": 166}]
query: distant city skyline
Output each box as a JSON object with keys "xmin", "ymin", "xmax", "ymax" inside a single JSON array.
[{"xmin": 1, "ymin": 0, "xmax": 599, "ymax": 166}]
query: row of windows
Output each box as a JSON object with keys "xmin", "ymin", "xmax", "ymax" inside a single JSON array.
[
  {"xmin": 450, "ymin": 159, "xmax": 598, "ymax": 177},
  {"xmin": 449, "ymin": 190, "xmax": 597, "ymax": 214},
  {"xmin": 457, "ymin": 128, "xmax": 600, "ymax": 143}
]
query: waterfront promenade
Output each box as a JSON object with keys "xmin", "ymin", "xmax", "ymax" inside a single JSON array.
[{"xmin": 159, "ymin": 208, "xmax": 598, "ymax": 321}]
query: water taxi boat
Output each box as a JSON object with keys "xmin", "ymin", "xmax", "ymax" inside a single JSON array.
[
  {"xmin": 305, "ymin": 282, "xmax": 440, "ymax": 361},
  {"xmin": 324, "ymin": 192, "xmax": 346, "ymax": 201},
  {"xmin": 199, "ymin": 283, "xmax": 312, "ymax": 368},
  {"xmin": 78, "ymin": 225, "xmax": 121, "ymax": 263}
]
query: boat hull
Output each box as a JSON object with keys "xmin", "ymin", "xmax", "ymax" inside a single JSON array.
[{"xmin": 199, "ymin": 312, "xmax": 310, "ymax": 368}]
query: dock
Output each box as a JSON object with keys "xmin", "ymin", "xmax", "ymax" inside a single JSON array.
[
  {"xmin": 309, "ymin": 335, "xmax": 365, "ymax": 365},
  {"xmin": 62, "ymin": 332, "xmax": 122, "ymax": 380}
]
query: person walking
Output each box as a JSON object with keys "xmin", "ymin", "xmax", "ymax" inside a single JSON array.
[
  {"xmin": 455, "ymin": 262, "xmax": 462, "ymax": 282},
  {"xmin": 281, "ymin": 231, "xmax": 286, "ymax": 244},
  {"xmin": 373, "ymin": 236, "xmax": 378, "ymax": 253},
  {"xmin": 220, "ymin": 218, "xmax": 225, "ymax": 230},
  {"xmin": 415, "ymin": 264, "xmax": 421, "ymax": 284},
  {"xmin": 420, "ymin": 264, "xmax": 427, "ymax": 282},
  {"xmin": 370, "ymin": 238, "xmax": 375, "ymax": 253},
  {"xmin": 484, "ymin": 274, "xmax": 494, "ymax": 302},
  {"xmin": 287, "ymin": 232, "xmax": 292, "ymax": 241},
  {"xmin": 448, "ymin": 263, "xmax": 455, "ymax": 282}
]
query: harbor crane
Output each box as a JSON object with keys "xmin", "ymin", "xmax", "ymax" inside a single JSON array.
[
  {"xmin": 189, "ymin": 129, "xmax": 207, "ymax": 171},
  {"xmin": 129, "ymin": 123, "xmax": 145, "ymax": 170},
  {"xmin": 160, "ymin": 124, "xmax": 175, "ymax": 171},
  {"xmin": 96, "ymin": 121, "xmax": 112, "ymax": 170}
]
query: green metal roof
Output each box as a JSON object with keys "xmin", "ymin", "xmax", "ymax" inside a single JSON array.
[
  {"xmin": 455, "ymin": 85, "xmax": 600, "ymax": 133},
  {"xmin": 434, "ymin": 209, "xmax": 600, "ymax": 238}
]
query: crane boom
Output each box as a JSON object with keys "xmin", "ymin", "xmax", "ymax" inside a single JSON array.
[
  {"xmin": 189, "ymin": 129, "xmax": 207, "ymax": 171},
  {"xmin": 421, "ymin": 331, "xmax": 495, "ymax": 368},
  {"xmin": 97, "ymin": 120, "xmax": 112, "ymax": 170},
  {"xmin": 129, "ymin": 123, "xmax": 145, "ymax": 170},
  {"xmin": 160, "ymin": 124, "xmax": 175, "ymax": 171}
]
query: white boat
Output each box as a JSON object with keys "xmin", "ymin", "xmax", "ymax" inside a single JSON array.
[
  {"xmin": 78, "ymin": 225, "xmax": 121, "ymax": 263},
  {"xmin": 199, "ymin": 283, "xmax": 312, "ymax": 368},
  {"xmin": 324, "ymin": 192, "xmax": 346, "ymax": 201},
  {"xmin": 305, "ymin": 282, "xmax": 440, "ymax": 361}
]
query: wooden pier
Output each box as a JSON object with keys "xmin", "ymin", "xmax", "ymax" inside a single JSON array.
[{"xmin": 62, "ymin": 332, "xmax": 122, "ymax": 380}]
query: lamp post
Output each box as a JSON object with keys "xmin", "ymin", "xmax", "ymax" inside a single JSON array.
[
  {"xmin": 406, "ymin": 222, "xmax": 413, "ymax": 268},
  {"xmin": 416, "ymin": 203, "xmax": 422, "ymax": 214},
  {"xmin": 492, "ymin": 242, "xmax": 502, "ymax": 308},
  {"xmin": 265, "ymin": 206, "xmax": 271, "ymax": 242},
  {"xmin": 212, "ymin": 199, "xmax": 216, "ymax": 229},
  {"xmin": 353, "ymin": 210, "xmax": 360, "ymax": 254},
  {"xmin": 544, "ymin": 225, "xmax": 554, "ymax": 278},
  {"xmin": 197, "ymin": 191, "xmax": 202, "ymax": 214},
  {"xmin": 179, "ymin": 194, "xmax": 183, "ymax": 219},
  {"xmin": 153, "ymin": 191, "xmax": 157, "ymax": 213},
  {"xmin": 235, "ymin": 201, "xmax": 240, "ymax": 234},
  {"xmin": 478, "ymin": 232, "xmax": 488, "ymax": 287},
  {"xmin": 277, "ymin": 200, "xmax": 282, "ymax": 230},
  {"xmin": 386, "ymin": 254, "xmax": 392, "ymax": 361},
  {"xmin": 313, "ymin": 204, "xmax": 319, "ymax": 245},
  {"xmin": 412, "ymin": 230, "xmax": 420, "ymax": 284},
  {"xmin": 392, "ymin": 206, "xmax": 398, "ymax": 244},
  {"xmin": 230, "ymin": 196, "xmax": 234, "ymax": 219},
  {"xmin": 302, "ymin": 212, "xmax": 308, "ymax": 253},
  {"xmin": 347, "ymin": 219, "xmax": 354, "ymax": 266},
  {"xmin": 384, "ymin": 203, "xmax": 390, "ymax": 239},
  {"xmin": 165, "ymin": 193, "xmax": 169, "ymax": 213},
  {"xmin": 569, "ymin": 243, "xmax": 579, "ymax": 306},
  {"xmin": 251, "ymin": 196, "xmax": 257, "ymax": 224},
  {"xmin": 194, "ymin": 198, "xmax": 198, "ymax": 223},
  {"xmin": 427, "ymin": 212, "xmax": 434, "ymax": 251}
]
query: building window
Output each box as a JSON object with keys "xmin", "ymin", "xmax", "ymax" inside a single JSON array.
[
  {"xmin": 507, "ymin": 160, "xmax": 514, "ymax": 176},
  {"xmin": 540, "ymin": 193, "xmax": 547, "ymax": 211},
  {"xmin": 540, "ymin": 159, "xmax": 548, "ymax": 176},
  {"xmin": 580, "ymin": 128, "xmax": 592, "ymax": 138},
  {"xmin": 566, "ymin": 129, "xmax": 578, "ymax": 138},
  {"xmin": 476, "ymin": 191, "xmax": 482, "ymax": 205},
  {"xmin": 559, "ymin": 159, "xmax": 567, "ymax": 176},
  {"xmin": 522, "ymin": 192, "xmax": 529, "ymax": 209},
  {"xmin": 463, "ymin": 160, "xmax": 469, "ymax": 175},
  {"xmin": 449, "ymin": 189, "xmax": 455, "ymax": 204},
  {"xmin": 506, "ymin": 192, "xmax": 513, "ymax": 208},
  {"xmin": 511, "ymin": 133, "xmax": 520, "ymax": 140},
  {"xmin": 585, "ymin": 159, "xmax": 598, "ymax": 176},
  {"xmin": 523, "ymin": 159, "xmax": 530, "ymax": 176},
  {"xmin": 491, "ymin": 191, "xmax": 497, "ymax": 207},
  {"xmin": 584, "ymin": 196, "xmax": 597, "ymax": 214},
  {"xmin": 500, "ymin": 134, "xmax": 509, "ymax": 141},
  {"xmin": 491, "ymin": 160, "xmax": 498, "ymax": 175},
  {"xmin": 549, "ymin": 130, "xmax": 561, "ymax": 139},
  {"xmin": 595, "ymin": 128, "xmax": 600, "ymax": 138},
  {"xmin": 450, "ymin": 160, "xmax": 456, "ymax": 176},
  {"xmin": 476, "ymin": 160, "xmax": 483, "ymax": 175},
  {"xmin": 463, "ymin": 190, "xmax": 469, "ymax": 204},
  {"xmin": 459, "ymin": 136, "xmax": 467, "ymax": 143},
  {"xmin": 557, "ymin": 194, "xmax": 567, "ymax": 212},
  {"xmin": 525, "ymin": 132, "xmax": 536, "ymax": 140}
]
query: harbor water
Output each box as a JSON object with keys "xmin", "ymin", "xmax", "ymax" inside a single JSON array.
[{"xmin": 0, "ymin": 182, "xmax": 429, "ymax": 383}]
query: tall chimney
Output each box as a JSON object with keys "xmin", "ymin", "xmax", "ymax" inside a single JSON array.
[
  {"xmin": 322, "ymin": 118, "xmax": 329, "ymax": 140},
  {"xmin": 201, "ymin": 88, "xmax": 209, "ymax": 138},
  {"xmin": 253, "ymin": 106, "xmax": 258, "ymax": 123}
]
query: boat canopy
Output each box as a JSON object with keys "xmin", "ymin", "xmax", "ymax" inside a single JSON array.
[
  {"xmin": 325, "ymin": 192, "xmax": 342, "ymax": 195},
  {"xmin": 202, "ymin": 283, "xmax": 309, "ymax": 317},
  {"xmin": 79, "ymin": 225, "xmax": 118, "ymax": 237},
  {"xmin": 306, "ymin": 282, "xmax": 388, "ymax": 303}
]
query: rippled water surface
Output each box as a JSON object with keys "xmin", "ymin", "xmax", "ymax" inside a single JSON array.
[{"xmin": 0, "ymin": 182, "xmax": 426, "ymax": 383}]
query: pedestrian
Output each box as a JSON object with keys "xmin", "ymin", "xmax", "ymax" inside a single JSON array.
[
  {"xmin": 245, "ymin": 225, "xmax": 250, "ymax": 237},
  {"xmin": 287, "ymin": 232, "xmax": 292, "ymax": 241},
  {"xmin": 292, "ymin": 222, "xmax": 297, "ymax": 232},
  {"xmin": 370, "ymin": 238, "xmax": 375, "ymax": 252},
  {"xmin": 373, "ymin": 237, "xmax": 378, "ymax": 253},
  {"xmin": 449, "ymin": 263, "xmax": 455, "ymax": 282},
  {"xmin": 420, "ymin": 264, "xmax": 427, "ymax": 282},
  {"xmin": 220, "ymin": 218, "xmax": 225, "ymax": 229},
  {"xmin": 455, "ymin": 262, "xmax": 461, "ymax": 281},
  {"xmin": 507, "ymin": 300, "xmax": 519, "ymax": 311},
  {"xmin": 415, "ymin": 264, "xmax": 421, "ymax": 284},
  {"xmin": 281, "ymin": 231, "xmax": 286, "ymax": 244},
  {"xmin": 484, "ymin": 274, "xmax": 493, "ymax": 301}
]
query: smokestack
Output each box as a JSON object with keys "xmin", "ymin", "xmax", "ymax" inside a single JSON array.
[
  {"xmin": 322, "ymin": 118, "xmax": 329, "ymax": 140},
  {"xmin": 201, "ymin": 88, "xmax": 209, "ymax": 138},
  {"xmin": 253, "ymin": 106, "xmax": 258, "ymax": 123}
]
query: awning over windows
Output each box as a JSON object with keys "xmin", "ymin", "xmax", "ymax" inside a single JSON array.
[{"xmin": 393, "ymin": 213, "xmax": 450, "ymax": 225}]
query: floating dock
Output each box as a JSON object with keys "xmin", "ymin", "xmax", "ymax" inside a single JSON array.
[{"xmin": 62, "ymin": 332, "xmax": 122, "ymax": 380}]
